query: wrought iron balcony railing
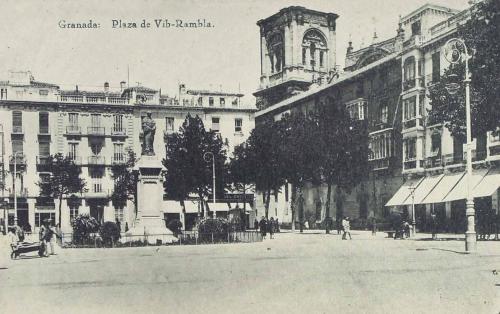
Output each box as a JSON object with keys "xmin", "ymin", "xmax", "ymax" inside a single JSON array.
[
  {"xmin": 88, "ymin": 155, "xmax": 106, "ymax": 165},
  {"xmin": 87, "ymin": 126, "xmax": 106, "ymax": 136},
  {"xmin": 66, "ymin": 125, "xmax": 81, "ymax": 135}
]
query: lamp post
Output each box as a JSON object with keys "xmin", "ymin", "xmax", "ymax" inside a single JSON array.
[
  {"xmin": 444, "ymin": 37, "xmax": 476, "ymax": 252},
  {"xmin": 203, "ymin": 151, "xmax": 216, "ymax": 218},
  {"xmin": 12, "ymin": 151, "xmax": 24, "ymax": 227},
  {"xmin": 409, "ymin": 183, "xmax": 417, "ymax": 237}
]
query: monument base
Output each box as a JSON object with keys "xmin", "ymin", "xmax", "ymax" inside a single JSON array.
[{"xmin": 123, "ymin": 154, "xmax": 177, "ymax": 244}]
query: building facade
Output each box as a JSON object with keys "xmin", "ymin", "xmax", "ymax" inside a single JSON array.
[
  {"xmin": 254, "ymin": 3, "xmax": 500, "ymax": 231},
  {"xmin": 0, "ymin": 71, "xmax": 256, "ymax": 233}
]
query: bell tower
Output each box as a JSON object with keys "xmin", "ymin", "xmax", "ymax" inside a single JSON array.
[{"xmin": 254, "ymin": 6, "xmax": 338, "ymax": 110}]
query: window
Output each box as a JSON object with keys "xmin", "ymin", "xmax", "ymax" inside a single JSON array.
[
  {"xmin": 39, "ymin": 90, "xmax": 49, "ymax": 96},
  {"xmin": 12, "ymin": 139, "xmax": 23, "ymax": 155},
  {"xmin": 370, "ymin": 133, "xmax": 392, "ymax": 160},
  {"xmin": 39, "ymin": 112, "xmax": 49, "ymax": 134},
  {"xmin": 268, "ymin": 33, "xmax": 283, "ymax": 73},
  {"xmin": 113, "ymin": 143, "xmax": 124, "ymax": 163},
  {"xmin": 90, "ymin": 169, "xmax": 103, "ymax": 193},
  {"xmin": 380, "ymin": 104, "xmax": 388, "ymax": 124},
  {"xmin": 403, "ymin": 57, "xmax": 415, "ymax": 83},
  {"xmin": 115, "ymin": 207, "xmax": 124, "ymax": 222},
  {"xmin": 39, "ymin": 141, "xmax": 50, "ymax": 157},
  {"xmin": 35, "ymin": 212, "xmax": 55, "ymax": 228},
  {"xmin": 91, "ymin": 114, "xmax": 101, "ymax": 128},
  {"xmin": 346, "ymin": 100, "xmax": 367, "ymax": 120},
  {"xmin": 431, "ymin": 131, "xmax": 441, "ymax": 155},
  {"xmin": 166, "ymin": 117, "xmax": 174, "ymax": 132},
  {"xmin": 417, "ymin": 59, "xmax": 424, "ymax": 77},
  {"xmin": 12, "ymin": 111, "xmax": 22, "ymax": 133},
  {"xmin": 310, "ymin": 42, "xmax": 316, "ymax": 66},
  {"xmin": 234, "ymin": 118, "xmax": 243, "ymax": 133},
  {"xmin": 0, "ymin": 88, "xmax": 7, "ymax": 99},
  {"xmin": 302, "ymin": 29, "xmax": 327, "ymax": 69},
  {"xmin": 197, "ymin": 96, "xmax": 203, "ymax": 106},
  {"xmin": 220, "ymin": 98, "xmax": 225, "ymax": 107},
  {"xmin": 432, "ymin": 51, "xmax": 441, "ymax": 83},
  {"xmin": 232, "ymin": 98, "xmax": 239, "ymax": 107},
  {"xmin": 302, "ymin": 48, "xmax": 307, "ymax": 65},
  {"xmin": 411, "ymin": 20, "xmax": 421, "ymax": 36},
  {"xmin": 319, "ymin": 51, "xmax": 324, "ymax": 67},
  {"xmin": 113, "ymin": 114, "xmax": 124, "ymax": 133},
  {"xmin": 403, "ymin": 97, "xmax": 417, "ymax": 120},
  {"xmin": 70, "ymin": 208, "xmax": 79, "ymax": 224},
  {"xmin": 69, "ymin": 113, "xmax": 79, "ymax": 126},
  {"xmin": 209, "ymin": 97, "xmax": 214, "ymax": 107},
  {"xmin": 68, "ymin": 143, "xmax": 79, "ymax": 161},
  {"xmin": 211, "ymin": 117, "xmax": 220, "ymax": 132},
  {"xmin": 404, "ymin": 138, "xmax": 417, "ymax": 161}
]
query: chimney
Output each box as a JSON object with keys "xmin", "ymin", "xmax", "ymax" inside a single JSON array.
[
  {"xmin": 104, "ymin": 82, "xmax": 109, "ymax": 92},
  {"xmin": 120, "ymin": 81, "xmax": 126, "ymax": 92}
]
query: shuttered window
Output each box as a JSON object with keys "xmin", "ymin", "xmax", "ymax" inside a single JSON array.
[
  {"xmin": 12, "ymin": 139, "xmax": 23, "ymax": 154},
  {"xmin": 39, "ymin": 112, "xmax": 49, "ymax": 134},
  {"xmin": 39, "ymin": 141, "xmax": 50, "ymax": 157}
]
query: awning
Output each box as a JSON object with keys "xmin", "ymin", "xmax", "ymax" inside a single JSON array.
[
  {"xmin": 442, "ymin": 169, "xmax": 488, "ymax": 202},
  {"xmin": 473, "ymin": 168, "xmax": 500, "ymax": 198},
  {"xmin": 163, "ymin": 200, "xmax": 199, "ymax": 214},
  {"xmin": 385, "ymin": 178, "xmax": 424, "ymax": 207},
  {"xmin": 207, "ymin": 202, "xmax": 231, "ymax": 212},
  {"xmin": 401, "ymin": 174, "xmax": 444, "ymax": 205},
  {"xmin": 422, "ymin": 172, "xmax": 464, "ymax": 204}
]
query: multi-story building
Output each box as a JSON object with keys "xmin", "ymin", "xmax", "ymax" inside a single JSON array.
[
  {"xmin": 254, "ymin": 3, "xmax": 500, "ymax": 231},
  {"xmin": 0, "ymin": 71, "xmax": 256, "ymax": 233}
]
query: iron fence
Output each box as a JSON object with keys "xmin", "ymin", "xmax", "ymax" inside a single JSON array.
[{"xmin": 59, "ymin": 231, "xmax": 262, "ymax": 248}]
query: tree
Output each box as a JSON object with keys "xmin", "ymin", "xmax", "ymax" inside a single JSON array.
[
  {"xmin": 110, "ymin": 150, "xmax": 139, "ymax": 218},
  {"xmin": 280, "ymin": 111, "xmax": 323, "ymax": 232},
  {"xmin": 228, "ymin": 143, "xmax": 255, "ymax": 212},
  {"xmin": 317, "ymin": 99, "xmax": 370, "ymax": 233},
  {"xmin": 37, "ymin": 153, "xmax": 87, "ymax": 227},
  {"xmin": 163, "ymin": 114, "xmax": 228, "ymax": 218},
  {"xmin": 429, "ymin": 0, "xmax": 500, "ymax": 137},
  {"xmin": 239, "ymin": 118, "xmax": 286, "ymax": 220}
]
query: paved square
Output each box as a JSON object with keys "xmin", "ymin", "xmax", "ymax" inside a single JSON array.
[{"xmin": 1, "ymin": 232, "xmax": 499, "ymax": 314}]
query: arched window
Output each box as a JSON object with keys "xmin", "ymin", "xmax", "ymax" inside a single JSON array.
[
  {"xmin": 268, "ymin": 33, "xmax": 284, "ymax": 73},
  {"xmin": 403, "ymin": 57, "xmax": 416, "ymax": 82},
  {"xmin": 302, "ymin": 29, "xmax": 327, "ymax": 68}
]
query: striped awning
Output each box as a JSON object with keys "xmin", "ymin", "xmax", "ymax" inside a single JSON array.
[
  {"xmin": 385, "ymin": 177, "xmax": 424, "ymax": 207},
  {"xmin": 442, "ymin": 169, "xmax": 488, "ymax": 202},
  {"xmin": 473, "ymin": 168, "xmax": 500, "ymax": 198}
]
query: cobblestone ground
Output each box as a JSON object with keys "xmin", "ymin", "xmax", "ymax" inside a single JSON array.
[{"xmin": 0, "ymin": 231, "xmax": 499, "ymax": 314}]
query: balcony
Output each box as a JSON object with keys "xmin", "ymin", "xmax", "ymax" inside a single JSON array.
[
  {"xmin": 11, "ymin": 125, "xmax": 24, "ymax": 135},
  {"xmin": 9, "ymin": 154, "xmax": 26, "ymax": 166},
  {"xmin": 66, "ymin": 125, "xmax": 81, "ymax": 135},
  {"xmin": 110, "ymin": 128, "xmax": 127, "ymax": 137},
  {"xmin": 402, "ymin": 117, "xmax": 424, "ymax": 130},
  {"xmin": 403, "ymin": 159, "xmax": 423, "ymax": 171},
  {"xmin": 370, "ymin": 158, "xmax": 390, "ymax": 170},
  {"xmin": 9, "ymin": 188, "xmax": 29, "ymax": 198},
  {"xmin": 111, "ymin": 157, "xmax": 126, "ymax": 165},
  {"xmin": 67, "ymin": 155, "xmax": 82, "ymax": 165},
  {"xmin": 88, "ymin": 155, "xmax": 106, "ymax": 166},
  {"xmin": 403, "ymin": 79, "xmax": 415, "ymax": 91},
  {"xmin": 36, "ymin": 156, "xmax": 51, "ymax": 172},
  {"xmin": 464, "ymin": 150, "xmax": 487, "ymax": 163},
  {"xmin": 425, "ymin": 74, "xmax": 440, "ymax": 87},
  {"xmin": 425, "ymin": 155, "xmax": 442, "ymax": 169},
  {"xmin": 489, "ymin": 145, "xmax": 500, "ymax": 158},
  {"xmin": 87, "ymin": 126, "xmax": 106, "ymax": 136},
  {"xmin": 442, "ymin": 153, "xmax": 464, "ymax": 167}
]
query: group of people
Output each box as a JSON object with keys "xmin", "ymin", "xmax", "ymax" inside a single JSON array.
[
  {"xmin": 8, "ymin": 219, "xmax": 59, "ymax": 257},
  {"xmin": 255, "ymin": 216, "xmax": 280, "ymax": 240},
  {"xmin": 340, "ymin": 217, "xmax": 352, "ymax": 240}
]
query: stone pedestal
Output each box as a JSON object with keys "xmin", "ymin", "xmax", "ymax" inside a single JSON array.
[{"xmin": 124, "ymin": 156, "xmax": 176, "ymax": 244}]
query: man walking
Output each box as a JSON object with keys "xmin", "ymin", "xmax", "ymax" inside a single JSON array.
[
  {"xmin": 342, "ymin": 217, "xmax": 352, "ymax": 240},
  {"xmin": 259, "ymin": 216, "xmax": 267, "ymax": 240}
]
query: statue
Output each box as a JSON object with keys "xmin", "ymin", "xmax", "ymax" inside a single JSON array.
[{"xmin": 141, "ymin": 112, "xmax": 156, "ymax": 156}]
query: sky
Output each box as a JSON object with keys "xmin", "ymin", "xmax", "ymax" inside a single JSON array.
[{"xmin": 0, "ymin": 0, "xmax": 470, "ymax": 104}]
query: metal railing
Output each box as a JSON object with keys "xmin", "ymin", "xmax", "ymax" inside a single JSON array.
[
  {"xmin": 88, "ymin": 155, "xmax": 106, "ymax": 165},
  {"xmin": 36, "ymin": 155, "xmax": 51, "ymax": 165},
  {"xmin": 111, "ymin": 128, "xmax": 126, "ymax": 136},
  {"xmin": 12, "ymin": 126, "xmax": 24, "ymax": 134},
  {"xmin": 9, "ymin": 154, "xmax": 26, "ymax": 165},
  {"xmin": 87, "ymin": 126, "xmax": 106, "ymax": 136},
  {"xmin": 59, "ymin": 231, "xmax": 262, "ymax": 248},
  {"xmin": 66, "ymin": 125, "xmax": 81, "ymax": 134}
]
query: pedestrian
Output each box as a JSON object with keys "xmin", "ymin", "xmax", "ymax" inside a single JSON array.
[
  {"xmin": 259, "ymin": 216, "xmax": 267, "ymax": 240},
  {"xmin": 47, "ymin": 220, "xmax": 57, "ymax": 255},
  {"xmin": 269, "ymin": 217, "xmax": 275, "ymax": 239},
  {"xmin": 254, "ymin": 218, "xmax": 259, "ymax": 231},
  {"xmin": 125, "ymin": 222, "xmax": 129, "ymax": 233},
  {"xmin": 342, "ymin": 217, "xmax": 352, "ymax": 240},
  {"xmin": 336, "ymin": 218, "xmax": 342, "ymax": 235},
  {"xmin": 8, "ymin": 227, "xmax": 19, "ymax": 250},
  {"xmin": 403, "ymin": 221, "xmax": 411, "ymax": 239},
  {"xmin": 275, "ymin": 218, "xmax": 280, "ymax": 233},
  {"xmin": 431, "ymin": 213, "xmax": 438, "ymax": 240},
  {"xmin": 14, "ymin": 223, "xmax": 24, "ymax": 242},
  {"xmin": 371, "ymin": 217, "xmax": 377, "ymax": 236},
  {"xmin": 116, "ymin": 218, "xmax": 121, "ymax": 234}
]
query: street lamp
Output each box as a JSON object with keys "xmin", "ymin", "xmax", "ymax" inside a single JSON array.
[
  {"xmin": 12, "ymin": 151, "xmax": 24, "ymax": 227},
  {"xmin": 444, "ymin": 37, "xmax": 476, "ymax": 252},
  {"xmin": 409, "ymin": 183, "xmax": 417, "ymax": 237},
  {"xmin": 203, "ymin": 151, "xmax": 216, "ymax": 218}
]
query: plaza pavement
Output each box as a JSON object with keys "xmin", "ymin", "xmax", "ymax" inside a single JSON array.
[{"xmin": 0, "ymin": 230, "xmax": 499, "ymax": 314}]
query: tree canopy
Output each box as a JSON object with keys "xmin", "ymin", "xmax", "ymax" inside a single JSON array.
[
  {"xmin": 37, "ymin": 153, "xmax": 87, "ymax": 226},
  {"xmin": 429, "ymin": 0, "xmax": 500, "ymax": 137},
  {"xmin": 110, "ymin": 150, "xmax": 138, "ymax": 213},
  {"xmin": 162, "ymin": 114, "xmax": 228, "ymax": 216}
]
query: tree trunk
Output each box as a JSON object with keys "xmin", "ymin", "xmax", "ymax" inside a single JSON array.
[
  {"xmin": 291, "ymin": 184, "xmax": 296, "ymax": 232},
  {"xmin": 264, "ymin": 189, "xmax": 271, "ymax": 219},
  {"xmin": 58, "ymin": 194, "xmax": 63, "ymax": 227},
  {"xmin": 298, "ymin": 185, "xmax": 304, "ymax": 233},
  {"xmin": 325, "ymin": 183, "xmax": 332, "ymax": 234}
]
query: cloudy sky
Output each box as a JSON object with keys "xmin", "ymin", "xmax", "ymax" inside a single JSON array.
[{"xmin": 0, "ymin": 0, "xmax": 469, "ymax": 104}]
